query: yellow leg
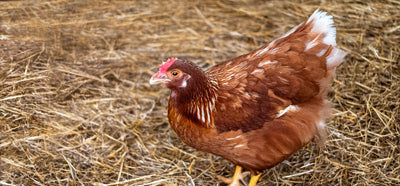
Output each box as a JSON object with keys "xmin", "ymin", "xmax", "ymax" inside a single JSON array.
[
  {"xmin": 248, "ymin": 173, "xmax": 261, "ymax": 186},
  {"xmin": 229, "ymin": 165, "xmax": 243, "ymax": 186}
]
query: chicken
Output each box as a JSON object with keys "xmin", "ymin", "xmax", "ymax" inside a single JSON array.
[{"xmin": 149, "ymin": 9, "xmax": 346, "ymax": 186}]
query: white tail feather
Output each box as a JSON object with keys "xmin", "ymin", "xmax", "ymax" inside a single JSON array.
[
  {"xmin": 327, "ymin": 47, "xmax": 347, "ymax": 68},
  {"xmin": 307, "ymin": 9, "xmax": 337, "ymax": 47},
  {"xmin": 307, "ymin": 9, "xmax": 346, "ymax": 68}
]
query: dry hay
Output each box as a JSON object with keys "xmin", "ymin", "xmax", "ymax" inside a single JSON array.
[{"xmin": 0, "ymin": 0, "xmax": 399, "ymax": 185}]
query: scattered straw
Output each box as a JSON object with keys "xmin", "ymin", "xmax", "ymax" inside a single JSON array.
[{"xmin": 0, "ymin": 0, "xmax": 399, "ymax": 185}]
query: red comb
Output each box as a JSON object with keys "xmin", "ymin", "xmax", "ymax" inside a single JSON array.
[{"xmin": 159, "ymin": 58, "xmax": 177, "ymax": 73}]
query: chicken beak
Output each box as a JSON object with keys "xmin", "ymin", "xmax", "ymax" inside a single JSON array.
[{"xmin": 149, "ymin": 72, "xmax": 170, "ymax": 85}]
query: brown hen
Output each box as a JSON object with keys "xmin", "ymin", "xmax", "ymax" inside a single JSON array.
[{"xmin": 150, "ymin": 9, "xmax": 346, "ymax": 186}]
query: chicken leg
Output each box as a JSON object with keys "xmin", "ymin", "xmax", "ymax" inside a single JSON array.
[
  {"xmin": 217, "ymin": 165, "xmax": 243, "ymax": 186},
  {"xmin": 248, "ymin": 173, "xmax": 261, "ymax": 186},
  {"xmin": 229, "ymin": 165, "xmax": 242, "ymax": 186}
]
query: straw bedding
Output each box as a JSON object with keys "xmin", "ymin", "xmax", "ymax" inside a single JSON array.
[{"xmin": 0, "ymin": 0, "xmax": 399, "ymax": 185}]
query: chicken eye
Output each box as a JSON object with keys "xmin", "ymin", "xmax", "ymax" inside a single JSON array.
[{"xmin": 172, "ymin": 72, "xmax": 178, "ymax": 76}]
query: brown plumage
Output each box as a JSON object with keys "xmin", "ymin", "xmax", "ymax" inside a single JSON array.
[{"xmin": 150, "ymin": 9, "xmax": 346, "ymax": 185}]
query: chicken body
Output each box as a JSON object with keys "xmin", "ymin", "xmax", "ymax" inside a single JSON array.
[{"xmin": 150, "ymin": 9, "xmax": 346, "ymax": 185}]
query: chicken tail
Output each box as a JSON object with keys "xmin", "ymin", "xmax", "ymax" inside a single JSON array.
[
  {"xmin": 304, "ymin": 9, "xmax": 347, "ymax": 69},
  {"xmin": 303, "ymin": 10, "xmax": 346, "ymax": 145},
  {"xmin": 252, "ymin": 9, "xmax": 347, "ymax": 69}
]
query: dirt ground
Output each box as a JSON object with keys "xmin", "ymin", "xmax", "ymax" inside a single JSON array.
[{"xmin": 0, "ymin": 0, "xmax": 399, "ymax": 185}]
